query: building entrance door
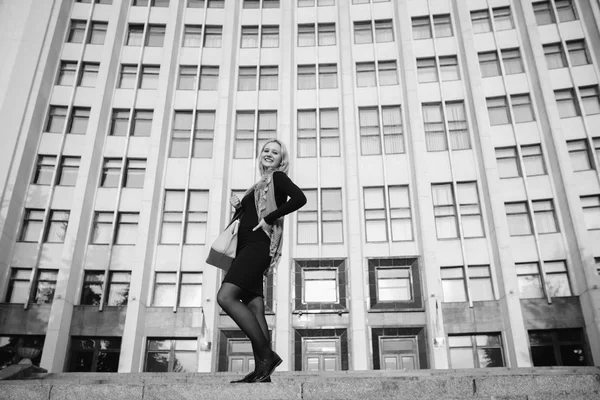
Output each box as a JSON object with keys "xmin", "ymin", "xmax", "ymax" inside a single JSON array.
[
  {"xmin": 302, "ymin": 338, "xmax": 341, "ymax": 371},
  {"xmin": 379, "ymin": 336, "xmax": 419, "ymax": 370},
  {"xmin": 227, "ymin": 339, "xmax": 255, "ymax": 372}
]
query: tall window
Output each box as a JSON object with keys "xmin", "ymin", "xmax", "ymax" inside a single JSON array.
[
  {"xmin": 185, "ymin": 191, "xmax": 209, "ymax": 244},
  {"xmin": 487, "ymin": 97, "xmax": 511, "ymax": 125},
  {"xmin": 204, "ymin": 26, "xmax": 222, "ymax": 47},
  {"xmin": 160, "ymin": 190, "xmax": 208, "ymax": 245},
  {"xmin": 322, "ymin": 189, "xmax": 343, "ymax": 243},
  {"xmin": 378, "ymin": 61, "xmax": 398, "ymax": 86},
  {"xmin": 152, "ymin": 272, "xmax": 203, "ymax": 307},
  {"xmin": 91, "ymin": 211, "xmax": 114, "ymax": 244},
  {"xmin": 433, "ymin": 14, "xmax": 452, "ymax": 37},
  {"xmin": 580, "ymin": 195, "xmax": 600, "ymax": 230},
  {"xmin": 354, "ymin": 21, "xmax": 373, "ymax": 44},
  {"xmin": 382, "ymin": 106, "xmax": 404, "ymax": 154},
  {"xmin": 495, "ymin": 147, "xmax": 520, "ymax": 178},
  {"xmin": 81, "ymin": 271, "xmax": 104, "ymax": 305},
  {"xmin": 170, "ymin": 110, "xmax": 215, "ymax": 158},
  {"xmin": 33, "ymin": 155, "xmax": 56, "ymax": 185},
  {"xmin": 126, "ymin": 24, "xmax": 144, "ymax": 46},
  {"xmin": 118, "ymin": 64, "xmax": 138, "ymax": 88},
  {"xmin": 566, "ymin": 40, "xmax": 590, "ymax": 66},
  {"xmin": 146, "ymin": 24, "xmax": 166, "ymax": 47},
  {"xmin": 318, "ymin": 64, "xmax": 337, "ymax": 89},
  {"xmin": 446, "ymin": 102, "xmax": 470, "ymax": 150},
  {"xmin": 555, "ymin": 89, "xmax": 580, "ymax": 118},
  {"xmin": 529, "ymin": 329, "xmax": 588, "ymax": 367},
  {"xmin": 178, "ymin": 65, "xmax": 197, "ymax": 90},
  {"xmin": 505, "ymin": 202, "xmax": 532, "ymax": 236},
  {"xmin": 457, "ymin": 182, "xmax": 484, "ymax": 238},
  {"xmin": 79, "ymin": 63, "xmax": 99, "ymax": 87},
  {"xmin": 432, "ymin": 184, "xmax": 457, "ymax": 239},
  {"xmin": 89, "ymin": 22, "xmax": 107, "ymax": 45},
  {"xmin": 140, "ymin": 65, "xmax": 159, "ymax": 89},
  {"xmin": 469, "ymin": 265, "xmax": 494, "ymax": 301},
  {"xmin": 580, "ymin": 86, "xmax": 600, "ymax": 115},
  {"xmin": 145, "ymin": 338, "xmax": 198, "ymax": 372},
  {"xmin": 46, "ymin": 106, "xmax": 67, "ymax": 133},
  {"xmin": 516, "ymin": 261, "xmax": 571, "ymax": 298},
  {"xmin": 100, "ymin": 158, "xmax": 121, "ymax": 188},
  {"xmin": 471, "ymin": 10, "xmax": 491, "ymax": 33},
  {"xmin": 511, "ymin": 94, "xmax": 535, "ymax": 123},
  {"xmin": 412, "ymin": 17, "xmax": 432, "ymax": 39},
  {"xmin": 364, "ymin": 186, "xmax": 412, "ymax": 242},
  {"xmin": 297, "ymin": 109, "xmax": 340, "ymax": 158},
  {"xmin": 364, "ymin": 187, "xmax": 387, "ymax": 242},
  {"xmin": 32, "ymin": 269, "xmax": 58, "ymax": 304},
  {"xmin": 259, "ymin": 66, "xmax": 278, "ymax": 90},
  {"xmin": 19, "ymin": 209, "xmax": 45, "ymax": 242},
  {"xmin": 532, "ymin": 200, "xmax": 559, "ymax": 234},
  {"xmin": 241, "ymin": 25, "xmax": 259, "ymax": 48},
  {"xmin": 57, "ymin": 61, "xmax": 78, "ymax": 86},
  {"xmin": 107, "ymin": 271, "xmax": 131, "ymax": 306},
  {"xmin": 422, "ymin": 103, "xmax": 446, "ymax": 151},
  {"xmin": 115, "ymin": 213, "xmax": 139, "ymax": 245},
  {"xmin": 70, "ymin": 337, "xmax": 121, "ymax": 372},
  {"xmin": 58, "ymin": 156, "xmax": 80, "ymax": 186},
  {"xmin": 501, "ymin": 49, "xmax": 524, "ymax": 75},
  {"xmin": 522, "ymin": 144, "xmax": 546, "ymax": 176},
  {"xmin": 555, "ymin": 0, "xmax": 578, "ymax": 22},
  {"xmin": 183, "ymin": 25, "xmax": 202, "ymax": 47},
  {"xmin": 374, "ymin": 20, "xmax": 393, "ymax": 42},
  {"xmin": 238, "ymin": 66, "xmax": 257, "ymax": 91},
  {"xmin": 199, "ymin": 66, "xmax": 219, "ymax": 90},
  {"xmin": 6, "ymin": 269, "xmax": 32, "ymax": 304},
  {"xmin": 298, "ymin": 65, "xmax": 316, "ymax": 90},
  {"xmin": 417, "ymin": 58, "xmax": 438, "ymax": 83},
  {"xmin": 318, "ymin": 23, "xmax": 336, "ymax": 46},
  {"xmin": 67, "ymin": 20, "xmax": 87, "ymax": 43},
  {"xmin": 479, "ymin": 51, "xmax": 501, "ymax": 77},
  {"xmin": 45, "ymin": 210, "xmax": 70, "ymax": 243},
  {"xmin": 297, "ymin": 189, "xmax": 318, "ymax": 244},
  {"xmin": 439, "ymin": 56, "xmax": 460, "ymax": 81},
  {"xmin": 359, "ymin": 108, "xmax": 381, "ymax": 155},
  {"xmin": 493, "ymin": 7, "xmax": 514, "ymax": 30},
  {"xmin": 544, "ymin": 43, "xmax": 567, "ymax": 69},
  {"xmin": 567, "ymin": 140, "xmax": 592, "ymax": 171},
  {"xmin": 261, "ymin": 26, "xmax": 279, "ymax": 48},
  {"xmin": 298, "ymin": 24, "xmax": 315, "ymax": 47},
  {"xmin": 357, "ymin": 63, "xmax": 376, "ymax": 87},
  {"xmin": 533, "ymin": 1, "xmax": 555, "ymax": 25},
  {"xmin": 448, "ymin": 334, "xmax": 504, "ymax": 368},
  {"xmin": 441, "ymin": 267, "xmax": 466, "ymax": 302},
  {"xmin": 68, "ymin": 108, "xmax": 90, "ymax": 134}
]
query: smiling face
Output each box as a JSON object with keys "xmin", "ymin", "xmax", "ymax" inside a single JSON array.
[{"xmin": 260, "ymin": 141, "xmax": 283, "ymax": 170}]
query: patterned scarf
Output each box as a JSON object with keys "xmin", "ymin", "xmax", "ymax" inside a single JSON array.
[{"xmin": 253, "ymin": 172, "xmax": 284, "ymax": 275}]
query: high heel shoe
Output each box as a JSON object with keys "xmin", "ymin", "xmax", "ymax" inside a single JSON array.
[{"xmin": 250, "ymin": 352, "xmax": 282, "ymax": 383}]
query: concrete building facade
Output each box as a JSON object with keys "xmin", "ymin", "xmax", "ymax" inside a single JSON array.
[{"xmin": 1, "ymin": 0, "xmax": 600, "ymax": 373}]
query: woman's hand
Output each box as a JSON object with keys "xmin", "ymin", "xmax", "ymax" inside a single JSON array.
[
  {"xmin": 253, "ymin": 218, "xmax": 270, "ymax": 232},
  {"xmin": 230, "ymin": 195, "xmax": 241, "ymax": 209}
]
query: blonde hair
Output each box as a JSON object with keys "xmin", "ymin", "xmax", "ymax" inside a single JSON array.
[{"xmin": 257, "ymin": 139, "xmax": 289, "ymax": 176}]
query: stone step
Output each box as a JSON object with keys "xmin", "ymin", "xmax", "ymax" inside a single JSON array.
[{"xmin": 1, "ymin": 367, "xmax": 599, "ymax": 400}]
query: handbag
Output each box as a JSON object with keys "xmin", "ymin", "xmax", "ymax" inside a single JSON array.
[{"xmin": 206, "ymin": 209, "xmax": 242, "ymax": 271}]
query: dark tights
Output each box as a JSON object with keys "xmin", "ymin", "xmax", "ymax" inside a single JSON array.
[{"xmin": 217, "ymin": 282, "xmax": 271, "ymax": 362}]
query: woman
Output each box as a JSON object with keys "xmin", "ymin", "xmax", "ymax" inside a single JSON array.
[{"xmin": 217, "ymin": 139, "xmax": 306, "ymax": 383}]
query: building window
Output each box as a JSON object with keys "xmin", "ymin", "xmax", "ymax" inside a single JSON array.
[
  {"xmin": 448, "ymin": 334, "xmax": 504, "ymax": 368},
  {"xmin": 318, "ymin": 23, "xmax": 336, "ymax": 46},
  {"xmin": 580, "ymin": 86, "xmax": 600, "ymax": 115},
  {"xmin": 479, "ymin": 51, "xmax": 501, "ymax": 77},
  {"xmin": 89, "ymin": 21, "xmax": 107, "ymax": 45},
  {"xmin": 199, "ymin": 66, "xmax": 219, "ymax": 90},
  {"xmin": 471, "ymin": 10, "xmax": 491, "ymax": 34},
  {"xmin": 298, "ymin": 0, "xmax": 314, "ymax": 6},
  {"xmin": 433, "ymin": 14, "xmax": 452, "ymax": 37},
  {"xmin": 495, "ymin": 147, "xmax": 520, "ymax": 178},
  {"xmin": 45, "ymin": 210, "xmax": 70, "ymax": 243},
  {"xmin": 140, "ymin": 65, "xmax": 159, "ymax": 89},
  {"xmin": 151, "ymin": 0, "xmax": 169, "ymax": 6},
  {"xmin": 259, "ymin": 66, "xmax": 278, "ymax": 90},
  {"xmin": 57, "ymin": 61, "xmax": 78, "ymax": 86},
  {"xmin": 356, "ymin": 62, "xmax": 375, "ymax": 87},
  {"xmin": 378, "ymin": 60, "xmax": 398, "ymax": 86},
  {"xmin": 297, "ymin": 110, "xmax": 317, "ymax": 158},
  {"xmin": 556, "ymin": 89, "xmax": 580, "ymax": 118},
  {"xmin": 81, "ymin": 271, "xmax": 104, "ymax": 305},
  {"xmin": 294, "ymin": 260, "xmax": 346, "ymax": 311},
  {"xmin": 6, "ymin": 268, "xmax": 32, "ymax": 303},
  {"xmin": 566, "ymin": 40, "xmax": 590, "ymax": 66},
  {"xmin": 372, "ymin": 328, "xmax": 424, "ymax": 370},
  {"xmin": 0, "ymin": 336, "xmax": 45, "ymax": 369},
  {"xmin": 297, "ymin": 108, "xmax": 340, "ymax": 158},
  {"xmin": 263, "ymin": 0, "xmax": 279, "ymax": 8},
  {"xmin": 533, "ymin": 1, "xmax": 555, "ymax": 25},
  {"xmin": 185, "ymin": 191, "xmax": 209, "ymax": 244},
  {"xmin": 545, "ymin": 260, "xmax": 572, "ymax": 296},
  {"xmin": 132, "ymin": 0, "xmax": 149, "ymax": 5},
  {"xmin": 529, "ymin": 329, "xmax": 588, "ymax": 367},
  {"xmin": 501, "ymin": 48, "xmax": 524, "ymax": 75},
  {"xmin": 234, "ymin": 111, "xmax": 254, "ymax": 158},
  {"xmin": 516, "ymin": 261, "xmax": 571, "ymax": 298},
  {"xmin": 178, "ymin": 65, "xmax": 196, "ymax": 90},
  {"xmin": 359, "ymin": 107, "xmax": 381, "ymax": 155},
  {"xmin": 457, "ymin": 182, "xmax": 484, "ymax": 238},
  {"xmin": 297, "ymin": 24, "xmax": 315, "ymax": 47},
  {"xmin": 145, "ymin": 338, "xmax": 198, "ymax": 372},
  {"xmin": 487, "ymin": 97, "xmax": 511, "ymax": 125},
  {"xmin": 261, "ymin": 25, "xmax": 279, "ymax": 48},
  {"xmin": 298, "ymin": 64, "xmax": 316, "ymax": 90},
  {"xmin": 91, "ymin": 211, "xmax": 113, "ymax": 244},
  {"xmin": 412, "ymin": 17, "xmax": 432, "ymax": 39},
  {"xmin": 238, "ymin": 66, "xmax": 257, "ymax": 91},
  {"xmin": 160, "ymin": 191, "xmax": 183, "ymax": 244},
  {"xmin": 207, "ymin": 0, "xmax": 224, "ymax": 8},
  {"xmin": 317, "ymin": 0, "xmax": 334, "ymax": 5},
  {"xmin": 203, "ymin": 26, "xmax": 222, "ymax": 47},
  {"xmin": 100, "ymin": 158, "xmax": 122, "ymax": 188},
  {"xmin": 567, "ymin": 140, "xmax": 592, "ymax": 171},
  {"xmin": 532, "ymin": 200, "xmax": 559, "ymax": 234},
  {"xmin": 19, "ymin": 209, "xmax": 45, "ymax": 242},
  {"xmin": 522, "ymin": 144, "xmax": 546, "ymax": 176},
  {"xmin": 319, "ymin": 64, "xmax": 337, "ymax": 89},
  {"xmin": 469, "ymin": 265, "xmax": 494, "ymax": 301},
  {"xmin": 110, "ymin": 109, "xmax": 130, "ymax": 136},
  {"xmin": 68, "ymin": 107, "xmax": 90, "ymax": 134},
  {"xmin": 432, "ymin": 184, "xmax": 458, "ymax": 239},
  {"xmin": 375, "ymin": 19, "xmax": 393, "ymax": 42},
  {"xmin": 354, "ymin": 21, "xmax": 373, "ymax": 44},
  {"xmin": 297, "ymin": 189, "xmax": 318, "ymax": 244},
  {"xmin": 440, "ymin": 56, "xmax": 460, "ymax": 81},
  {"xmin": 382, "ymin": 106, "xmax": 404, "ymax": 154},
  {"xmin": 33, "ymin": 269, "xmax": 58, "ymax": 304},
  {"xmin": 368, "ymin": 258, "xmax": 422, "ymax": 310},
  {"xmin": 114, "ymin": 213, "xmax": 139, "ymax": 245},
  {"xmin": 446, "ymin": 102, "xmax": 470, "ymax": 150},
  {"xmin": 544, "ymin": 43, "xmax": 567, "ymax": 69},
  {"xmin": 183, "ymin": 25, "xmax": 202, "ymax": 47},
  {"xmin": 170, "ymin": 111, "xmax": 215, "ymax": 158},
  {"xmin": 417, "ymin": 58, "xmax": 437, "ymax": 83},
  {"xmin": 118, "ymin": 64, "xmax": 138, "ymax": 89},
  {"xmin": 493, "ymin": 7, "xmax": 514, "ymax": 30},
  {"xmin": 241, "ymin": 25, "xmax": 258, "ymax": 48},
  {"xmin": 107, "ymin": 271, "xmax": 130, "ymax": 306},
  {"xmin": 67, "ymin": 20, "xmax": 87, "ymax": 43},
  {"xmin": 58, "ymin": 156, "xmax": 80, "ymax": 186},
  {"xmin": 33, "ymin": 155, "xmax": 56, "ymax": 185},
  {"xmin": 126, "ymin": 24, "xmax": 144, "ymax": 46},
  {"xmin": 389, "ymin": 186, "xmax": 412, "ymax": 241},
  {"xmin": 555, "ymin": 0, "xmax": 578, "ymax": 22},
  {"xmin": 70, "ymin": 337, "xmax": 121, "ymax": 372},
  {"xmin": 422, "ymin": 103, "xmax": 446, "ymax": 152},
  {"xmin": 46, "ymin": 106, "xmax": 67, "ymax": 133},
  {"xmin": 322, "ymin": 189, "xmax": 343, "ymax": 243},
  {"xmin": 581, "ymin": 195, "xmax": 600, "ymax": 230},
  {"xmin": 511, "ymin": 94, "xmax": 535, "ymax": 123},
  {"xmin": 441, "ymin": 267, "xmax": 467, "ymax": 302},
  {"xmin": 131, "ymin": 110, "xmax": 153, "ymax": 136},
  {"xmin": 505, "ymin": 202, "xmax": 532, "ymax": 236},
  {"xmin": 146, "ymin": 24, "xmax": 166, "ymax": 47},
  {"xmin": 364, "ymin": 187, "xmax": 387, "ymax": 242},
  {"xmin": 152, "ymin": 272, "xmax": 203, "ymax": 307},
  {"xmin": 595, "ymin": 138, "xmax": 600, "ymax": 162}
]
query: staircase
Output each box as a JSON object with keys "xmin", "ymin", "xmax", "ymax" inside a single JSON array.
[{"xmin": 1, "ymin": 367, "xmax": 599, "ymax": 400}]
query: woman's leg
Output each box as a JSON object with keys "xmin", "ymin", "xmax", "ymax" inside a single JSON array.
[
  {"xmin": 246, "ymin": 296, "xmax": 269, "ymax": 345},
  {"xmin": 217, "ymin": 283, "xmax": 271, "ymax": 360}
]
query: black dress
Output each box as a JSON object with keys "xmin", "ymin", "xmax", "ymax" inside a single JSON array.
[{"xmin": 222, "ymin": 171, "xmax": 306, "ymax": 297}]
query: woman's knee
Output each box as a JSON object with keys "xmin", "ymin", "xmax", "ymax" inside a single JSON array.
[{"xmin": 216, "ymin": 287, "xmax": 232, "ymax": 308}]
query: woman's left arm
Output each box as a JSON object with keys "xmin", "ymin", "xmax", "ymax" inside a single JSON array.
[{"xmin": 263, "ymin": 172, "xmax": 307, "ymax": 224}]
